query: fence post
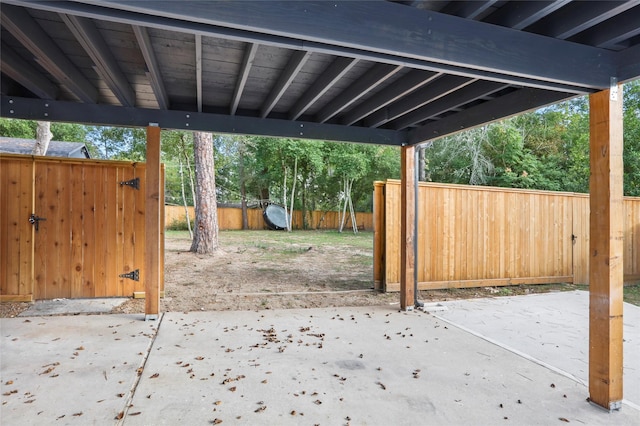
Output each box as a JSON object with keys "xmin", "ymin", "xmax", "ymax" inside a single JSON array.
[{"xmin": 373, "ymin": 182, "xmax": 385, "ymax": 291}]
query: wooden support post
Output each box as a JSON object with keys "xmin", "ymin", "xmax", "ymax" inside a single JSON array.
[
  {"xmin": 145, "ymin": 125, "xmax": 161, "ymax": 320},
  {"xmin": 588, "ymin": 85, "xmax": 624, "ymax": 410},
  {"xmin": 400, "ymin": 145, "xmax": 415, "ymax": 310}
]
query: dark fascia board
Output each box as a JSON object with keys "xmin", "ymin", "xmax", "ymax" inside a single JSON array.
[
  {"xmin": 408, "ymin": 88, "xmax": 576, "ymax": 145},
  {"xmin": 1, "ymin": 95, "xmax": 406, "ymax": 146},
  {"xmin": 5, "ymin": 0, "xmax": 614, "ymax": 92},
  {"xmin": 617, "ymin": 44, "xmax": 640, "ymax": 84}
]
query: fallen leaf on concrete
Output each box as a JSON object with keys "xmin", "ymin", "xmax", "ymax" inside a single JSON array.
[
  {"xmin": 212, "ymin": 419, "xmax": 222, "ymax": 424},
  {"xmin": 72, "ymin": 412, "xmax": 83, "ymax": 416},
  {"xmin": 559, "ymin": 418, "xmax": 569, "ymax": 423},
  {"xmin": 150, "ymin": 373, "xmax": 160, "ymax": 378},
  {"xmin": 129, "ymin": 412, "xmax": 141, "ymax": 416},
  {"xmin": 115, "ymin": 411, "xmax": 124, "ymax": 420}
]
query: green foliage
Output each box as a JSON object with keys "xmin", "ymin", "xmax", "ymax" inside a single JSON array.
[
  {"xmin": 624, "ymin": 80, "xmax": 640, "ymax": 196},
  {"xmin": 86, "ymin": 126, "xmax": 146, "ymax": 160},
  {"xmin": 425, "ymin": 79, "xmax": 640, "ymax": 196},
  {"xmin": 0, "ymin": 118, "xmax": 88, "ymax": 143}
]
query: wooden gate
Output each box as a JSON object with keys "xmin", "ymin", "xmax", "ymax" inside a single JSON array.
[{"xmin": 1, "ymin": 154, "xmax": 163, "ymax": 301}]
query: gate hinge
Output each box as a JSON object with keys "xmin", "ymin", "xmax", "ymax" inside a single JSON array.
[
  {"xmin": 119, "ymin": 269, "xmax": 139, "ymax": 281},
  {"xmin": 120, "ymin": 177, "xmax": 140, "ymax": 190}
]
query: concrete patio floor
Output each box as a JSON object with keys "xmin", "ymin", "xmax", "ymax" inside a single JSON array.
[{"xmin": 1, "ymin": 291, "xmax": 638, "ymax": 425}]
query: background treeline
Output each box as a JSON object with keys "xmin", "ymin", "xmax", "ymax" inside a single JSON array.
[{"xmin": 1, "ymin": 80, "xmax": 639, "ymax": 222}]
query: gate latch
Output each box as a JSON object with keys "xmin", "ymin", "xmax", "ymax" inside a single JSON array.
[
  {"xmin": 120, "ymin": 177, "xmax": 140, "ymax": 190},
  {"xmin": 28, "ymin": 213, "xmax": 46, "ymax": 231},
  {"xmin": 119, "ymin": 269, "xmax": 140, "ymax": 281}
]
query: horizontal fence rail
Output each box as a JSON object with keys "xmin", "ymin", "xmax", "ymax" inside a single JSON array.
[
  {"xmin": 165, "ymin": 205, "xmax": 374, "ymax": 231},
  {"xmin": 374, "ymin": 180, "xmax": 640, "ymax": 291}
]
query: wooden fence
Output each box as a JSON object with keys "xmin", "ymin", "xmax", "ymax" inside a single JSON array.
[
  {"xmin": 374, "ymin": 180, "xmax": 640, "ymax": 291},
  {"xmin": 1, "ymin": 154, "xmax": 164, "ymax": 301},
  {"xmin": 165, "ymin": 205, "xmax": 374, "ymax": 231}
]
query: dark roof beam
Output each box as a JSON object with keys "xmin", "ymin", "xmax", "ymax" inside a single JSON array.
[
  {"xmin": 341, "ymin": 70, "xmax": 440, "ymax": 126},
  {"xmin": 389, "ymin": 81, "xmax": 509, "ymax": 130},
  {"xmin": 315, "ymin": 63, "xmax": 402, "ymax": 124},
  {"xmin": 60, "ymin": 14, "xmax": 135, "ymax": 107},
  {"xmin": 364, "ymin": 75, "xmax": 474, "ymax": 128},
  {"xmin": 617, "ymin": 43, "xmax": 640, "ymax": 83},
  {"xmin": 569, "ymin": 6, "xmax": 640, "ymax": 49},
  {"xmin": 132, "ymin": 25, "xmax": 169, "ymax": 109},
  {"xmin": 1, "ymin": 95, "xmax": 406, "ymax": 146},
  {"xmin": 260, "ymin": 50, "xmax": 311, "ymax": 118},
  {"xmin": 440, "ymin": 0, "xmax": 499, "ymax": 20},
  {"xmin": 526, "ymin": 1, "xmax": 637, "ymax": 40},
  {"xmin": 409, "ymin": 88, "xmax": 574, "ymax": 145},
  {"xmin": 485, "ymin": 0, "xmax": 571, "ymax": 30},
  {"xmin": 289, "ymin": 56, "xmax": 358, "ymax": 121},
  {"xmin": 230, "ymin": 43, "xmax": 258, "ymax": 115},
  {"xmin": 0, "ymin": 42, "xmax": 59, "ymax": 99},
  {"xmin": 0, "ymin": 5, "xmax": 97, "ymax": 103},
  {"xmin": 13, "ymin": 0, "xmax": 617, "ymax": 90}
]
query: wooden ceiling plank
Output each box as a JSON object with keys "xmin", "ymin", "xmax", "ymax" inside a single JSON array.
[
  {"xmin": 0, "ymin": 42, "xmax": 59, "ymax": 99},
  {"xmin": 364, "ymin": 75, "xmax": 474, "ymax": 128},
  {"xmin": 260, "ymin": 50, "xmax": 311, "ymax": 118},
  {"xmin": 289, "ymin": 56, "xmax": 358, "ymax": 121},
  {"xmin": 60, "ymin": 13, "xmax": 135, "ymax": 106},
  {"xmin": 132, "ymin": 25, "xmax": 169, "ymax": 109},
  {"xmin": 341, "ymin": 70, "xmax": 440, "ymax": 126},
  {"xmin": 390, "ymin": 80, "xmax": 509, "ymax": 130},
  {"xmin": 316, "ymin": 63, "xmax": 402, "ymax": 124}
]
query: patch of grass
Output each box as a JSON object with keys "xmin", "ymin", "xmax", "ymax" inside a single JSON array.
[
  {"xmin": 165, "ymin": 230, "xmax": 192, "ymax": 239},
  {"xmin": 624, "ymin": 284, "xmax": 640, "ymax": 306}
]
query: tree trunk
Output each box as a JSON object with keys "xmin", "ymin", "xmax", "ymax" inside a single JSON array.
[
  {"xmin": 33, "ymin": 121, "xmax": 52, "ymax": 155},
  {"xmin": 190, "ymin": 131, "xmax": 219, "ymax": 254}
]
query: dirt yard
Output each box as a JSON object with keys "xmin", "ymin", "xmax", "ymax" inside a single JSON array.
[
  {"xmin": 114, "ymin": 230, "xmax": 400, "ymax": 314},
  {"xmin": 4, "ymin": 229, "xmax": 627, "ymax": 318}
]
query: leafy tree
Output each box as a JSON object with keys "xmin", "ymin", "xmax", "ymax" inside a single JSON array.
[
  {"xmin": 623, "ymin": 80, "xmax": 640, "ymax": 196},
  {"xmin": 0, "ymin": 118, "xmax": 88, "ymax": 144},
  {"xmin": 86, "ymin": 126, "xmax": 146, "ymax": 160}
]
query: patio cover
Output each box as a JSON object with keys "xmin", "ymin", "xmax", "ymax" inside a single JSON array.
[{"xmin": 0, "ymin": 1, "xmax": 638, "ymax": 142}]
